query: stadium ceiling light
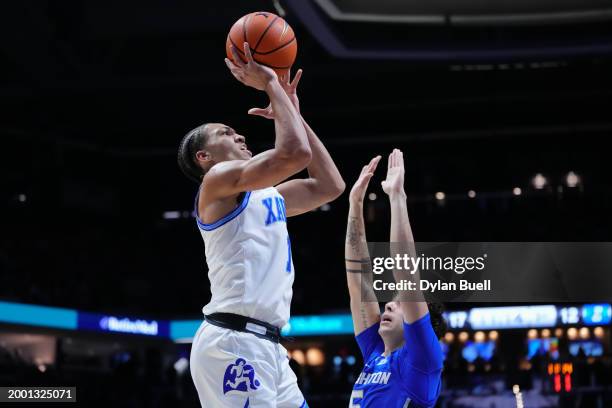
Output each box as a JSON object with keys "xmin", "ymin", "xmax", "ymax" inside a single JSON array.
[
  {"xmin": 532, "ymin": 173, "xmax": 547, "ymax": 190},
  {"xmin": 435, "ymin": 192, "xmax": 445, "ymax": 201},
  {"xmin": 467, "ymin": 190, "xmax": 476, "ymax": 198},
  {"xmin": 513, "ymin": 187, "xmax": 522, "ymax": 196},
  {"xmin": 174, "ymin": 357, "xmax": 189, "ymax": 374},
  {"xmin": 163, "ymin": 211, "xmax": 181, "ymax": 220},
  {"xmin": 579, "ymin": 327, "xmax": 590, "ymax": 340},
  {"xmin": 291, "ymin": 349, "xmax": 305, "ymax": 365},
  {"xmin": 368, "ymin": 193, "xmax": 377, "ymax": 201},
  {"xmin": 566, "ymin": 171, "xmax": 580, "ymax": 188},
  {"xmin": 306, "ymin": 348, "xmax": 325, "ymax": 366}
]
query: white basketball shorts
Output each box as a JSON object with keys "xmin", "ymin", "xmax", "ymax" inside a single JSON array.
[{"xmin": 190, "ymin": 320, "xmax": 308, "ymax": 408}]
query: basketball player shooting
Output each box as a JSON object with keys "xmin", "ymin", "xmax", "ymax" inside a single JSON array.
[
  {"xmin": 177, "ymin": 41, "xmax": 344, "ymax": 407},
  {"xmin": 345, "ymin": 150, "xmax": 445, "ymax": 407}
]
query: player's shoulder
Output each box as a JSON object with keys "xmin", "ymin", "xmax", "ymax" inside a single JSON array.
[
  {"xmin": 200, "ymin": 160, "xmax": 251, "ymax": 202},
  {"xmin": 204, "ymin": 160, "xmax": 245, "ymax": 181}
]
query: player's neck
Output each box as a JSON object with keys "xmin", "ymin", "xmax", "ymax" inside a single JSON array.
[{"xmin": 381, "ymin": 338, "xmax": 404, "ymax": 357}]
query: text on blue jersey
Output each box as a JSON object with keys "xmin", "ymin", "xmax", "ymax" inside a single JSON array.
[{"xmin": 350, "ymin": 314, "xmax": 443, "ymax": 408}]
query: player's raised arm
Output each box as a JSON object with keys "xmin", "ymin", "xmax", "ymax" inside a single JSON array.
[
  {"xmin": 249, "ymin": 69, "xmax": 345, "ymax": 216},
  {"xmin": 202, "ymin": 43, "xmax": 311, "ymax": 201},
  {"xmin": 345, "ymin": 156, "xmax": 383, "ymax": 335},
  {"xmin": 381, "ymin": 149, "xmax": 430, "ymax": 324}
]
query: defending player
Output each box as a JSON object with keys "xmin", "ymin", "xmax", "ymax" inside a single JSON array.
[
  {"xmin": 178, "ymin": 43, "xmax": 344, "ymax": 407},
  {"xmin": 345, "ymin": 150, "xmax": 445, "ymax": 407}
]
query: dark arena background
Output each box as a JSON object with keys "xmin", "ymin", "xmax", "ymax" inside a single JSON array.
[{"xmin": 2, "ymin": 0, "xmax": 612, "ymax": 407}]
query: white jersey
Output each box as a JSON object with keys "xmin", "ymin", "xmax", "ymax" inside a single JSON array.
[{"xmin": 196, "ymin": 187, "xmax": 294, "ymax": 328}]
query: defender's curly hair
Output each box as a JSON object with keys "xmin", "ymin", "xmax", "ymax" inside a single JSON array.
[
  {"xmin": 177, "ymin": 124, "xmax": 210, "ymax": 184},
  {"xmin": 391, "ymin": 293, "xmax": 448, "ymax": 339},
  {"xmin": 427, "ymin": 302, "xmax": 448, "ymax": 340}
]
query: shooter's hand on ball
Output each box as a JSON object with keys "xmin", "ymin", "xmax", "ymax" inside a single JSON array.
[
  {"xmin": 225, "ymin": 42, "xmax": 277, "ymax": 91},
  {"xmin": 248, "ymin": 69, "xmax": 303, "ymax": 119}
]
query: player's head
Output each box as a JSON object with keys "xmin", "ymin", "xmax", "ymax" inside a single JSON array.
[
  {"xmin": 378, "ymin": 301, "xmax": 405, "ymax": 345},
  {"xmin": 378, "ymin": 301, "xmax": 447, "ymax": 346},
  {"xmin": 177, "ymin": 123, "xmax": 252, "ymax": 183}
]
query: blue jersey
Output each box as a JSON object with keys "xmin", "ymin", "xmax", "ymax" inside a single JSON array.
[{"xmin": 350, "ymin": 314, "xmax": 443, "ymax": 408}]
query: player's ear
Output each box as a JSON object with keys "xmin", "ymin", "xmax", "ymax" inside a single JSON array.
[{"xmin": 196, "ymin": 150, "xmax": 212, "ymax": 163}]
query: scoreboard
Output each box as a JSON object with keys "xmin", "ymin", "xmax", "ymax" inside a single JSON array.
[{"xmin": 445, "ymin": 303, "xmax": 611, "ymax": 330}]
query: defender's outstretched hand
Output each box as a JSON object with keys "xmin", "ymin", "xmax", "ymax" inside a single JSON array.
[
  {"xmin": 225, "ymin": 42, "xmax": 277, "ymax": 91},
  {"xmin": 349, "ymin": 156, "xmax": 382, "ymax": 206},
  {"xmin": 248, "ymin": 68, "xmax": 303, "ymax": 119},
  {"xmin": 381, "ymin": 149, "xmax": 406, "ymax": 197}
]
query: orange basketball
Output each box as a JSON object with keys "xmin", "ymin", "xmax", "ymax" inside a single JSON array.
[{"xmin": 226, "ymin": 11, "xmax": 297, "ymax": 78}]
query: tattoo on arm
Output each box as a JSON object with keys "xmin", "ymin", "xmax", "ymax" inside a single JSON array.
[
  {"xmin": 347, "ymin": 212, "xmax": 378, "ymax": 331},
  {"xmin": 345, "ymin": 258, "xmax": 370, "ymax": 263},
  {"xmin": 359, "ymin": 303, "xmax": 369, "ymax": 329},
  {"xmin": 347, "ymin": 216, "xmax": 364, "ymax": 254}
]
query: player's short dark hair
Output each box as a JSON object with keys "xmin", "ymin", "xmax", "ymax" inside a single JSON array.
[
  {"xmin": 177, "ymin": 124, "xmax": 210, "ymax": 184},
  {"xmin": 427, "ymin": 302, "xmax": 447, "ymax": 340}
]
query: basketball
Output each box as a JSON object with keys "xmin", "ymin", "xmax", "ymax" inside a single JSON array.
[{"xmin": 226, "ymin": 11, "xmax": 297, "ymax": 77}]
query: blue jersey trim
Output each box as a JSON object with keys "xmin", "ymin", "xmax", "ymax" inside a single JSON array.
[{"xmin": 195, "ymin": 191, "xmax": 251, "ymax": 231}]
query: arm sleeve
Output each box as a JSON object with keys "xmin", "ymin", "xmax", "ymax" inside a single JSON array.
[
  {"xmin": 397, "ymin": 314, "xmax": 444, "ymax": 406},
  {"xmin": 355, "ymin": 322, "xmax": 384, "ymax": 360}
]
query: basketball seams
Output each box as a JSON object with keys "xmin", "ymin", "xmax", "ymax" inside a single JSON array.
[
  {"xmin": 255, "ymin": 37, "xmax": 296, "ymax": 56},
  {"xmin": 242, "ymin": 14, "xmax": 249, "ymax": 44},
  {"xmin": 229, "ymin": 37, "xmax": 246, "ymax": 56},
  {"xmin": 279, "ymin": 21, "xmax": 290, "ymax": 43},
  {"xmin": 228, "ymin": 37, "xmax": 247, "ymax": 63},
  {"xmin": 253, "ymin": 15, "xmax": 280, "ymax": 53},
  {"xmin": 229, "ymin": 36, "xmax": 295, "ymax": 65}
]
